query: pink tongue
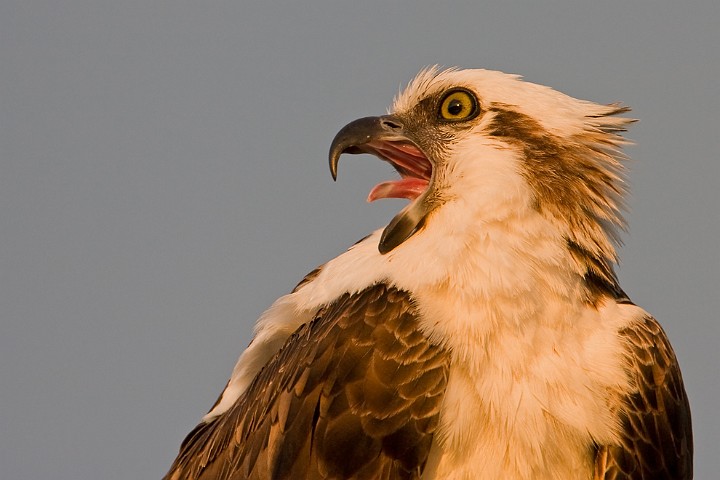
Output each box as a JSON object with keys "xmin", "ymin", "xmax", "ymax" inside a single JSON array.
[{"xmin": 367, "ymin": 178, "xmax": 429, "ymax": 202}]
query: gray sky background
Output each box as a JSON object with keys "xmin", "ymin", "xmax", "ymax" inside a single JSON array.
[{"xmin": 1, "ymin": 1, "xmax": 718, "ymax": 479}]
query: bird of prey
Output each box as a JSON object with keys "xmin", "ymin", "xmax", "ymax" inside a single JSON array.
[{"xmin": 164, "ymin": 67, "xmax": 692, "ymax": 479}]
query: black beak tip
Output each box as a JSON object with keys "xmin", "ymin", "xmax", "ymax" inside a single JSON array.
[{"xmin": 328, "ymin": 147, "xmax": 340, "ymax": 181}]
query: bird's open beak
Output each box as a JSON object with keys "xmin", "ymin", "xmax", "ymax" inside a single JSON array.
[{"xmin": 329, "ymin": 115, "xmax": 435, "ymax": 254}]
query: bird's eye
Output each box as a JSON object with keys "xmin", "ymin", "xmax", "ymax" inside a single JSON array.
[{"xmin": 439, "ymin": 89, "xmax": 479, "ymax": 122}]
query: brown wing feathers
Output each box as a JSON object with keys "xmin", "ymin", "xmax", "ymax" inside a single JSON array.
[
  {"xmin": 164, "ymin": 284, "xmax": 450, "ymax": 480},
  {"xmin": 594, "ymin": 315, "xmax": 693, "ymax": 479}
]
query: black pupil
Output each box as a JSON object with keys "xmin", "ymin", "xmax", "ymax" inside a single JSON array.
[{"xmin": 448, "ymin": 99, "xmax": 463, "ymax": 115}]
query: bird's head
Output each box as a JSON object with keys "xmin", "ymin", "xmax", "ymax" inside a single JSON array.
[{"xmin": 330, "ymin": 67, "xmax": 633, "ymax": 286}]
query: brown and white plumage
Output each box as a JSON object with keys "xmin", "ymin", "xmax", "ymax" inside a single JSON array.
[{"xmin": 164, "ymin": 67, "xmax": 692, "ymax": 479}]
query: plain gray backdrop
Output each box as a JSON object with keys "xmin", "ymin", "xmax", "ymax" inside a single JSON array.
[{"xmin": 1, "ymin": 1, "xmax": 717, "ymax": 479}]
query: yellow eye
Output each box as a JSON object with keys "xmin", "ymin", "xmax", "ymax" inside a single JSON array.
[{"xmin": 439, "ymin": 89, "xmax": 479, "ymax": 122}]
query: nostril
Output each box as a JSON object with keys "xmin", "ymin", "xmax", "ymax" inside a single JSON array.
[{"xmin": 380, "ymin": 117, "xmax": 403, "ymax": 131}]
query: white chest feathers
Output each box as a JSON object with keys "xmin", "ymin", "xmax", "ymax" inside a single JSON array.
[{"xmin": 418, "ymin": 299, "xmax": 643, "ymax": 480}]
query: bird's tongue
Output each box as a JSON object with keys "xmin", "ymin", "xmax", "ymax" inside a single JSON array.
[
  {"xmin": 364, "ymin": 141, "xmax": 431, "ymax": 202},
  {"xmin": 367, "ymin": 178, "xmax": 429, "ymax": 202}
]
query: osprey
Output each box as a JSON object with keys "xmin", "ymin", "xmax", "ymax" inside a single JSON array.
[{"xmin": 164, "ymin": 68, "xmax": 692, "ymax": 479}]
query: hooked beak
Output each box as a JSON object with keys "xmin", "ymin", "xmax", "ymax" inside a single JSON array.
[{"xmin": 328, "ymin": 115, "xmax": 436, "ymax": 254}]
